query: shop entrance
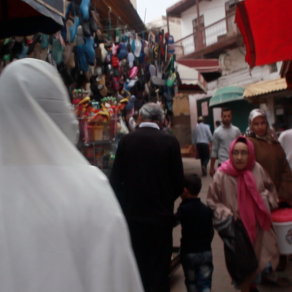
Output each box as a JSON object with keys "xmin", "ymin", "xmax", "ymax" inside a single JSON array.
[
  {"xmin": 274, "ymin": 96, "xmax": 292, "ymax": 132},
  {"xmin": 197, "ymin": 97, "xmax": 214, "ymax": 133}
]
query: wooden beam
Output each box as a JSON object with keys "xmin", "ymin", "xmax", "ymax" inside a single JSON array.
[
  {"xmin": 196, "ymin": 0, "xmax": 203, "ymax": 49},
  {"xmin": 184, "ymin": 35, "xmax": 242, "ymax": 59}
]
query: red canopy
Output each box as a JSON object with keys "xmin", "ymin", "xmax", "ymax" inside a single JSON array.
[{"xmin": 236, "ymin": 0, "xmax": 292, "ymax": 68}]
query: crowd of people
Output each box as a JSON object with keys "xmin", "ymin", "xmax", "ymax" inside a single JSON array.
[
  {"xmin": 191, "ymin": 107, "xmax": 292, "ymax": 292},
  {"xmin": 1, "ymin": 58, "xmax": 292, "ymax": 292}
]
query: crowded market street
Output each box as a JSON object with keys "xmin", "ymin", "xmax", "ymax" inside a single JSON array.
[
  {"xmin": 170, "ymin": 158, "xmax": 292, "ymax": 292},
  {"xmin": 1, "ymin": 1, "xmax": 292, "ymax": 292}
]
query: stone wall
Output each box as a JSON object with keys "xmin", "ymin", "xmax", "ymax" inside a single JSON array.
[{"xmin": 173, "ymin": 114, "xmax": 192, "ymax": 147}]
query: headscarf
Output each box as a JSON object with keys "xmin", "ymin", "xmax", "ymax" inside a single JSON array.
[
  {"xmin": 0, "ymin": 59, "xmax": 143, "ymax": 292},
  {"xmin": 218, "ymin": 136, "xmax": 271, "ymax": 244},
  {"xmin": 245, "ymin": 108, "xmax": 277, "ymax": 144}
]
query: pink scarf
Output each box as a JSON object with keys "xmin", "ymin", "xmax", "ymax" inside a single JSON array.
[{"xmin": 218, "ymin": 136, "xmax": 271, "ymax": 244}]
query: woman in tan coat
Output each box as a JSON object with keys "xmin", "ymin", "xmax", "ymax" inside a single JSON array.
[
  {"xmin": 207, "ymin": 136, "xmax": 279, "ymax": 292},
  {"xmin": 245, "ymin": 109, "xmax": 292, "ymax": 206}
]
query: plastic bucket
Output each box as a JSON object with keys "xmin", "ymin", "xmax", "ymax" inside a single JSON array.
[{"xmin": 272, "ymin": 221, "xmax": 292, "ymax": 255}]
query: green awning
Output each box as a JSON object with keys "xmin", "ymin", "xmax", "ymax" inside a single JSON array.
[{"xmin": 209, "ymin": 86, "xmax": 245, "ymax": 107}]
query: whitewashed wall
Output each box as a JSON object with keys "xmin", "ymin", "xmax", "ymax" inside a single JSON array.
[{"xmin": 180, "ymin": 0, "xmax": 227, "ymax": 38}]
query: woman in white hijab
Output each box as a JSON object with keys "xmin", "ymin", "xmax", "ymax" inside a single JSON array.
[{"xmin": 0, "ymin": 59, "xmax": 143, "ymax": 292}]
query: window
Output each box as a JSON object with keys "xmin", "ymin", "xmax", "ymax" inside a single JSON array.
[
  {"xmin": 192, "ymin": 15, "xmax": 205, "ymax": 32},
  {"xmin": 225, "ymin": 0, "xmax": 239, "ymax": 12},
  {"xmin": 225, "ymin": 0, "xmax": 238, "ymax": 35},
  {"xmin": 270, "ymin": 63, "xmax": 278, "ymax": 73}
]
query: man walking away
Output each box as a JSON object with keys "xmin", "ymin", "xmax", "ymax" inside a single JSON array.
[
  {"xmin": 110, "ymin": 103, "xmax": 184, "ymax": 292},
  {"xmin": 192, "ymin": 116, "xmax": 212, "ymax": 176},
  {"xmin": 209, "ymin": 108, "xmax": 241, "ymax": 177}
]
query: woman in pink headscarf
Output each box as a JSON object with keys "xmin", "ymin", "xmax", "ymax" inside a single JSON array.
[{"xmin": 207, "ymin": 136, "xmax": 279, "ymax": 292}]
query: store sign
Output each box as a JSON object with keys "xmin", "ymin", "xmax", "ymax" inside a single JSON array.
[
  {"xmin": 201, "ymin": 101, "xmax": 209, "ymax": 117},
  {"xmin": 35, "ymin": 0, "xmax": 65, "ymax": 16}
]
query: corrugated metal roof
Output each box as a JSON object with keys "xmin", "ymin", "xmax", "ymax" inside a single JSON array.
[{"xmin": 243, "ymin": 78, "xmax": 287, "ymax": 98}]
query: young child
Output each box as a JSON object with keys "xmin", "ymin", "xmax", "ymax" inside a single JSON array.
[{"xmin": 175, "ymin": 174, "xmax": 214, "ymax": 292}]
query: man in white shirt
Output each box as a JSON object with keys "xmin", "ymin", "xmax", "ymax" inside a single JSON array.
[{"xmin": 192, "ymin": 116, "xmax": 212, "ymax": 176}]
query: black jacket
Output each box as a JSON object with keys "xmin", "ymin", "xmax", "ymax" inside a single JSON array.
[
  {"xmin": 176, "ymin": 198, "xmax": 214, "ymax": 254},
  {"xmin": 110, "ymin": 127, "xmax": 184, "ymax": 226}
]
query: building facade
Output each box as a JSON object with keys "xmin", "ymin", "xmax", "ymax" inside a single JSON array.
[{"xmin": 167, "ymin": 0, "xmax": 282, "ymax": 133}]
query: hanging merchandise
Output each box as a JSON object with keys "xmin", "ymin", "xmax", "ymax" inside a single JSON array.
[
  {"xmin": 70, "ymin": 17, "xmax": 80, "ymax": 44},
  {"xmin": 166, "ymin": 34, "xmax": 175, "ymax": 55},
  {"xmin": 118, "ymin": 43, "xmax": 127, "ymax": 60},
  {"xmin": 166, "ymin": 57, "xmax": 176, "ymax": 87},
  {"xmin": 0, "ymin": 0, "xmax": 182, "ymax": 176},
  {"xmin": 134, "ymin": 34, "xmax": 142, "ymax": 58},
  {"xmin": 52, "ymin": 37, "xmax": 64, "ymax": 65},
  {"xmin": 100, "ymin": 43, "xmax": 108, "ymax": 62},
  {"xmin": 129, "ymin": 67, "xmax": 138, "ymax": 79},
  {"xmin": 128, "ymin": 52, "xmax": 135, "ymax": 68},
  {"xmin": 80, "ymin": 0, "xmax": 91, "ymax": 21}
]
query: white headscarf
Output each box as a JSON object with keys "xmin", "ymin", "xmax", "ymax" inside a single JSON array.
[
  {"xmin": 245, "ymin": 108, "xmax": 277, "ymax": 144},
  {"xmin": 0, "ymin": 59, "xmax": 143, "ymax": 292}
]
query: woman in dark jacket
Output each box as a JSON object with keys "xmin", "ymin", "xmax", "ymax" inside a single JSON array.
[{"xmin": 245, "ymin": 109, "xmax": 292, "ymax": 206}]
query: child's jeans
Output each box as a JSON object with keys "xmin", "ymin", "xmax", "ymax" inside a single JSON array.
[{"xmin": 181, "ymin": 251, "xmax": 213, "ymax": 292}]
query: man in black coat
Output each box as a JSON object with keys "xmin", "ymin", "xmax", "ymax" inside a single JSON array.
[{"xmin": 110, "ymin": 103, "xmax": 184, "ymax": 292}]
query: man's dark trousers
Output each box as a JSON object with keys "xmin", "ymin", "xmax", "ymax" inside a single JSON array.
[
  {"xmin": 129, "ymin": 221, "xmax": 173, "ymax": 292},
  {"xmin": 196, "ymin": 143, "xmax": 210, "ymax": 168}
]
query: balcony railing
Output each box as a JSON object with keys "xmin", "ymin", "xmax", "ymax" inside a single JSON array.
[{"xmin": 174, "ymin": 12, "xmax": 239, "ymax": 59}]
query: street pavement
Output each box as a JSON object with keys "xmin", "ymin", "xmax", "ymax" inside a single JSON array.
[{"xmin": 170, "ymin": 158, "xmax": 292, "ymax": 292}]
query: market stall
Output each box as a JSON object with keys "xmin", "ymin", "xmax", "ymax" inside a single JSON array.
[{"xmin": 0, "ymin": 0, "xmax": 182, "ymax": 272}]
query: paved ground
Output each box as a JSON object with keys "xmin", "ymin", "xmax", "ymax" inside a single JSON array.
[{"xmin": 170, "ymin": 158, "xmax": 292, "ymax": 292}]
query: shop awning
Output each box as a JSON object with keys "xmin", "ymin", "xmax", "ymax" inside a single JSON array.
[
  {"xmin": 177, "ymin": 64, "xmax": 207, "ymax": 93},
  {"xmin": 0, "ymin": 0, "xmax": 64, "ymax": 38},
  {"xmin": 235, "ymin": 0, "xmax": 292, "ymax": 68},
  {"xmin": 243, "ymin": 78, "xmax": 287, "ymax": 98},
  {"xmin": 176, "ymin": 59, "xmax": 220, "ymax": 73},
  {"xmin": 209, "ymin": 86, "xmax": 245, "ymax": 107}
]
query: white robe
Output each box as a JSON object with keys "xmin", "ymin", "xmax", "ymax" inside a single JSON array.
[
  {"xmin": 0, "ymin": 59, "xmax": 143, "ymax": 292},
  {"xmin": 279, "ymin": 129, "xmax": 292, "ymax": 171}
]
